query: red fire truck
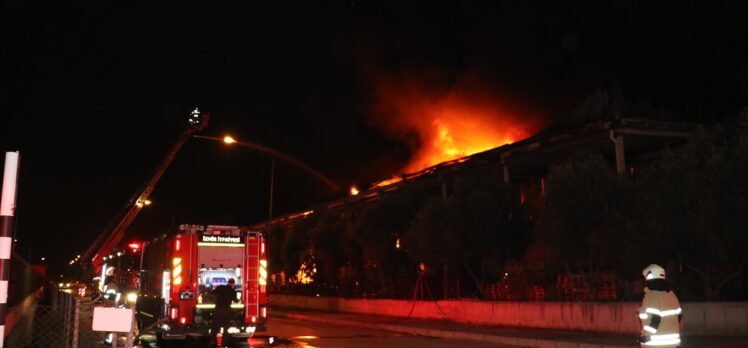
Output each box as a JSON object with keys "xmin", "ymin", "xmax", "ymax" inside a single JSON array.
[{"xmin": 137, "ymin": 224, "xmax": 268, "ymax": 345}]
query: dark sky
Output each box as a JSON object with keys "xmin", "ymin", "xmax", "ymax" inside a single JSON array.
[{"xmin": 1, "ymin": 2, "xmax": 747, "ymax": 274}]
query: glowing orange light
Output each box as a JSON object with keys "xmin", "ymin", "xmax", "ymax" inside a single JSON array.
[
  {"xmin": 293, "ymin": 262, "xmax": 316, "ymax": 284},
  {"xmin": 223, "ymin": 135, "xmax": 236, "ymax": 144},
  {"xmin": 349, "ymin": 186, "xmax": 360, "ymax": 196},
  {"xmin": 372, "ymin": 176, "xmax": 402, "ymax": 189},
  {"xmin": 368, "ymin": 76, "xmax": 538, "ymax": 177},
  {"xmin": 409, "ymin": 117, "xmax": 527, "ymax": 173},
  {"xmin": 293, "ymin": 336, "xmax": 320, "ymax": 340}
]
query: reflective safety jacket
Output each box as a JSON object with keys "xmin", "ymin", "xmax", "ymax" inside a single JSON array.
[
  {"xmin": 103, "ymin": 282, "xmax": 121, "ymax": 303},
  {"xmin": 639, "ymin": 288, "xmax": 682, "ymax": 347}
]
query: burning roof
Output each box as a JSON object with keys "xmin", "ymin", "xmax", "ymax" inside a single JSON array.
[
  {"xmin": 253, "ymin": 118, "xmax": 700, "ymax": 229},
  {"xmin": 366, "ymin": 70, "xmax": 543, "ymax": 177}
]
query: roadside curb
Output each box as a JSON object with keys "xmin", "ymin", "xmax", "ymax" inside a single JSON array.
[{"xmin": 280, "ymin": 312, "xmax": 636, "ymax": 348}]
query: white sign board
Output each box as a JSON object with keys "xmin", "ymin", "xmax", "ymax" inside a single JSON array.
[{"xmin": 92, "ymin": 307, "xmax": 133, "ymax": 332}]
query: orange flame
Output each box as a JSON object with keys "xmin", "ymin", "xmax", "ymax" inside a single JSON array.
[
  {"xmin": 367, "ymin": 71, "xmax": 543, "ymax": 187},
  {"xmin": 409, "ymin": 115, "xmax": 527, "ymax": 173},
  {"xmin": 371, "ymin": 177, "xmax": 402, "ymax": 188}
]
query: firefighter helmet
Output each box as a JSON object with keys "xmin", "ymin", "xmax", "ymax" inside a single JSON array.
[{"xmin": 642, "ymin": 264, "xmax": 666, "ymax": 280}]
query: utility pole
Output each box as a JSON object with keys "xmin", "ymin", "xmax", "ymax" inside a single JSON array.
[{"xmin": 265, "ymin": 158, "xmax": 275, "ymax": 235}]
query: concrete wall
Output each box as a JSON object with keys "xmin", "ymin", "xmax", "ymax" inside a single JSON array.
[
  {"xmin": 270, "ymin": 294, "xmax": 748, "ymax": 336},
  {"xmin": 681, "ymin": 302, "xmax": 748, "ymax": 336}
]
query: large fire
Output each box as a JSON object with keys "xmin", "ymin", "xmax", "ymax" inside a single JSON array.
[
  {"xmin": 369, "ymin": 73, "xmax": 539, "ymax": 180},
  {"xmin": 407, "ymin": 113, "xmax": 528, "ymax": 173}
]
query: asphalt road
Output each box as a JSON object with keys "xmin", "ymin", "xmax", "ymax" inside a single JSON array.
[
  {"xmin": 249, "ymin": 317, "xmax": 519, "ymax": 348},
  {"xmin": 139, "ymin": 317, "xmax": 519, "ymax": 348}
]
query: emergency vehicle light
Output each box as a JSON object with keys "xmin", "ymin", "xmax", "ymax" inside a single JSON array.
[
  {"xmin": 126, "ymin": 292, "xmax": 138, "ymax": 303},
  {"xmin": 172, "ymin": 258, "xmax": 183, "ymax": 285},
  {"xmin": 170, "ymin": 308, "xmax": 178, "ymax": 320},
  {"xmin": 259, "ymin": 259, "xmax": 268, "ymax": 286}
]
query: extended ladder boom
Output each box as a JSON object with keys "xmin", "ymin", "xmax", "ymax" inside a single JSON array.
[{"xmin": 81, "ymin": 109, "xmax": 209, "ymax": 270}]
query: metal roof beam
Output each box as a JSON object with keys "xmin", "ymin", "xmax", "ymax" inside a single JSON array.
[{"xmin": 615, "ymin": 127, "xmax": 694, "ymax": 138}]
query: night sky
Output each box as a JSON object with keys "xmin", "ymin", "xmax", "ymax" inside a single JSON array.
[{"xmin": 2, "ymin": 2, "xmax": 746, "ymax": 275}]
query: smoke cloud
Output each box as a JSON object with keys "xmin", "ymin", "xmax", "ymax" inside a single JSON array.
[{"xmin": 365, "ymin": 68, "xmax": 544, "ymax": 173}]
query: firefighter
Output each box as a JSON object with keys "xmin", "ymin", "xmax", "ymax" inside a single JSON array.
[
  {"xmin": 212, "ymin": 277, "xmax": 237, "ymax": 347},
  {"xmin": 99, "ymin": 276, "xmax": 120, "ymax": 305},
  {"xmin": 100, "ymin": 276, "xmax": 121, "ymax": 345},
  {"xmin": 638, "ymin": 264, "xmax": 682, "ymax": 347}
]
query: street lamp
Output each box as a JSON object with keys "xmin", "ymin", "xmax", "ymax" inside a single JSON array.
[{"xmin": 135, "ymin": 199, "xmax": 152, "ymax": 208}]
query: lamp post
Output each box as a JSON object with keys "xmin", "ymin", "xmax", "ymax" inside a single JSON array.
[
  {"xmin": 224, "ymin": 134, "xmax": 275, "ymax": 228},
  {"xmin": 266, "ymin": 158, "xmax": 275, "ymax": 235}
]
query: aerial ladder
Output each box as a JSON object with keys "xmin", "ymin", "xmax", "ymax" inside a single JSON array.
[{"xmin": 80, "ymin": 108, "xmax": 209, "ymax": 272}]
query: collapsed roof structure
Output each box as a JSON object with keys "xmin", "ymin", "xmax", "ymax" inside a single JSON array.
[{"xmin": 251, "ymin": 118, "xmax": 700, "ymax": 230}]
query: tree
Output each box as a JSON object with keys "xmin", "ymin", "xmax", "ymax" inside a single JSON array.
[
  {"xmin": 404, "ymin": 196, "xmax": 454, "ymax": 298},
  {"xmin": 266, "ymin": 223, "xmax": 286, "ymax": 289},
  {"xmin": 405, "ymin": 174, "xmax": 526, "ymax": 299},
  {"xmin": 308, "ymin": 208, "xmax": 347, "ymax": 293},
  {"xmin": 639, "ymin": 135, "xmax": 748, "ymax": 300},
  {"xmin": 542, "ymin": 155, "xmax": 641, "ymax": 297},
  {"xmin": 349, "ymin": 192, "xmax": 420, "ymax": 297},
  {"xmin": 278, "ymin": 218, "xmax": 313, "ymax": 283},
  {"xmin": 452, "ymin": 176, "xmax": 527, "ymax": 299}
]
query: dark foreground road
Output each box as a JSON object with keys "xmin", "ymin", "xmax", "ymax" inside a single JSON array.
[
  {"xmin": 139, "ymin": 316, "xmax": 519, "ymax": 348},
  {"xmin": 247, "ymin": 316, "xmax": 519, "ymax": 348}
]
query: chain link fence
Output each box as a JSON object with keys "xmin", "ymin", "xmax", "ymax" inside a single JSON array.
[{"xmin": 6, "ymin": 292, "xmax": 110, "ymax": 348}]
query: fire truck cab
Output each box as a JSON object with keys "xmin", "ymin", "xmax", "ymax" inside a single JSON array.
[{"xmin": 137, "ymin": 224, "xmax": 268, "ymax": 345}]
